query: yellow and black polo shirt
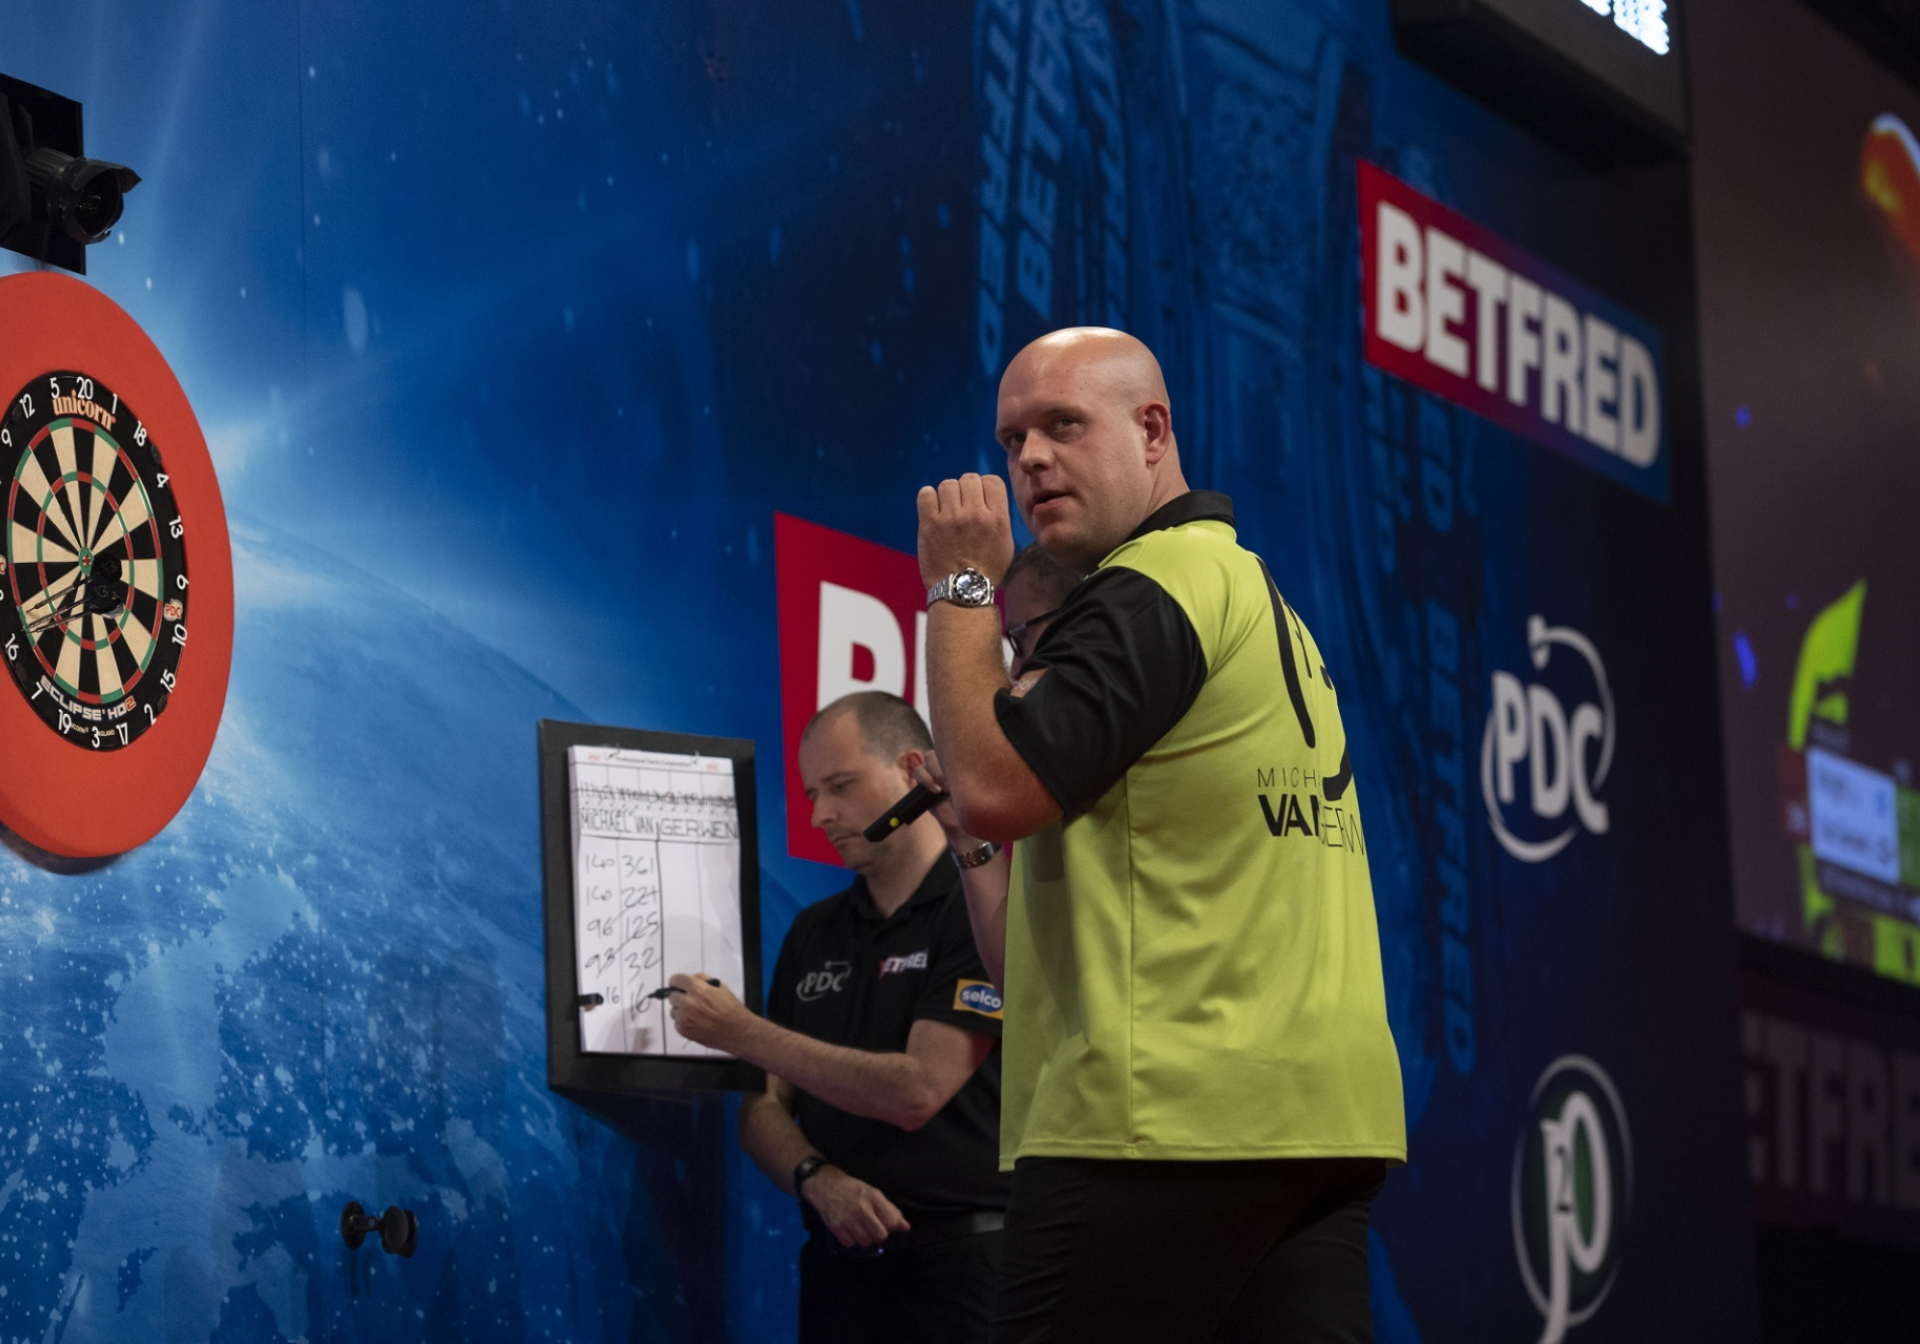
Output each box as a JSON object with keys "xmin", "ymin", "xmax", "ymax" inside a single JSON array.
[{"xmin": 993, "ymin": 490, "xmax": 1406, "ymax": 1167}]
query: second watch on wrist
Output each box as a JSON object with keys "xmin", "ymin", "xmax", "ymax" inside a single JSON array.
[
  {"xmin": 953, "ymin": 840, "xmax": 1001, "ymax": 870},
  {"xmin": 793, "ymin": 1155, "xmax": 828, "ymax": 1198}
]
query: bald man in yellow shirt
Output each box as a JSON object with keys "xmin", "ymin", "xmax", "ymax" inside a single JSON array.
[{"xmin": 913, "ymin": 328, "xmax": 1405, "ymax": 1344}]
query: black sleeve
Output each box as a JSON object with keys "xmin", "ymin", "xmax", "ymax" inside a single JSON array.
[
  {"xmin": 764, "ymin": 919, "xmax": 802, "ymax": 1030},
  {"xmin": 913, "ymin": 890, "xmax": 1003, "ymax": 1038},
  {"xmin": 994, "ymin": 566, "xmax": 1208, "ymax": 815}
]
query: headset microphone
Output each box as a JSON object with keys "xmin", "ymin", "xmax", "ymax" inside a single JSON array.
[{"xmin": 862, "ymin": 783, "xmax": 941, "ymax": 842}]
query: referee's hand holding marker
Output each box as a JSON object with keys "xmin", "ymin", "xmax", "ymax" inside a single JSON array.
[{"xmin": 664, "ymin": 973, "xmax": 755, "ymax": 1051}]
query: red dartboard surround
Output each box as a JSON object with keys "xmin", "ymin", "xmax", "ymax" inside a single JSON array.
[{"xmin": 0, "ymin": 272, "xmax": 232, "ymax": 857}]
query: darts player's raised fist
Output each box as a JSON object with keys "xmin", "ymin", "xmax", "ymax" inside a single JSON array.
[{"xmin": 917, "ymin": 473, "xmax": 1014, "ymax": 589}]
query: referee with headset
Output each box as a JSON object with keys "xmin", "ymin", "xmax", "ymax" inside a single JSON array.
[{"xmin": 913, "ymin": 327, "xmax": 1406, "ymax": 1344}]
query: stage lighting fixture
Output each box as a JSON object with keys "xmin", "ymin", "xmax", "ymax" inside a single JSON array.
[{"xmin": 0, "ymin": 73, "xmax": 139, "ymax": 275}]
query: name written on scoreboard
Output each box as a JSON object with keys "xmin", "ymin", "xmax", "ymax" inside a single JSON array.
[
  {"xmin": 574, "ymin": 783, "xmax": 740, "ymax": 840},
  {"xmin": 1358, "ymin": 161, "xmax": 1670, "ymax": 506}
]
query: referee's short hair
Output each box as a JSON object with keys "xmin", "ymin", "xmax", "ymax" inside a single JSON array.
[
  {"xmin": 1004, "ymin": 542, "xmax": 1079, "ymax": 608},
  {"xmin": 804, "ymin": 691, "xmax": 932, "ymax": 764}
]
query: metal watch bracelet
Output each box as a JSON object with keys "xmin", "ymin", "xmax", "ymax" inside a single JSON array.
[{"xmin": 953, "ymin": 840, "xmax": 1001, "ymax": 870}]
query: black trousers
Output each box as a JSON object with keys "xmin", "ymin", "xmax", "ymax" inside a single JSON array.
[
  {"xmin": 990, "ymin": 1157, "xmax": 1386, "ymax": 1344},
  {"xmin": 798, "ymin": 1228, "xmax": 1002, "ymax": 1344}
]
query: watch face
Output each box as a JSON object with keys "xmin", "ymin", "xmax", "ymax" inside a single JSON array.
[
  {"xmin": 954, "ymin": 569, "xmax": 992, "ymax": 606},
  {"xmin": 0, "ymin": 370, "xmax": 188, "ymax": 751}
]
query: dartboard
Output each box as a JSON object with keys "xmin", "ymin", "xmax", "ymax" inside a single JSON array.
[
  {"xmin": 0, "ymin": 272, "xmax": 231, "ymax": 857},
  {"xmin": 1, "ymin": 371, "xmax": 188, "ymax": 750}
]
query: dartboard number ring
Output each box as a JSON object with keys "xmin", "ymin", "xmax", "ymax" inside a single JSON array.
[{"xmin": 0, "ymin": 370, "xmax": 188, "ymax": 751}]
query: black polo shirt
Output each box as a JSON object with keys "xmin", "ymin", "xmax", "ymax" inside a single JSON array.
[{"xmin": 766, "ymin": 854, "xmax": 1007, "ymax": 1221}]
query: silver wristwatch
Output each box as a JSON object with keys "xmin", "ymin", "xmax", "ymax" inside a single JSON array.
[
  {"xmin": 953, "ymin": 840, "xmax": 1001, "ymax": 870},
  {"xmin": 927, "ymin": 567, "xmax": 995, "ymax": 608}
]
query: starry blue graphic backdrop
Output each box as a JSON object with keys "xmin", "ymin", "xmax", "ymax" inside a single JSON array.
[{"xmin": 0, "ymin": 1, "xmax": 1755, "ymax": 1340}]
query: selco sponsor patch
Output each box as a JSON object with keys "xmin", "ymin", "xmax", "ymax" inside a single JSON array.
[{"xmin": 954, "ymin": 979, "xmax": 1004, "ymax": 1020}]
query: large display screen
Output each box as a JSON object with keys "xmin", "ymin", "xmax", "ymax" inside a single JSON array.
[{"xmin": 1693, "ymin": 0, "xmax": 1920, "ymax": 984}]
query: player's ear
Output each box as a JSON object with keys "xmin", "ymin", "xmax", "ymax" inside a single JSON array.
[
  {"xmin": 1140, "ymin": 402, "xmax": 1174, "ymax": 465},
  {"xmin": 897, "ymin": 748, "xmax": 926, "ymax": 780}
]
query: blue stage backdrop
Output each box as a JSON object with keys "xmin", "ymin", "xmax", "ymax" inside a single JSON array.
[{"xmin": 0, "ymin": 1, "xmax": 1755, "ymax": 1340}]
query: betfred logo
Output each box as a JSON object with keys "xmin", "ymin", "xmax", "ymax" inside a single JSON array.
[
  {"xmin": 1480, "ymin": 616, "xmax": 1614, "ymax": 863},
  {"xmin": 1512, "ymin": 1056, "xmax": 1633, "ymax": 1344},
  {"xmin": 1359, "ymin": 162, "xmax": 1669, "ymax": 505},
  {"xmin": 879, "ymin": 950, "xmax": 929, "ymax": 978},
  {"xmin": 774, "ymin": 514, "xmax": 931, "ymax": 865}
]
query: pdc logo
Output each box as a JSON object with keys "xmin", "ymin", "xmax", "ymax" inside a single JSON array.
[
  {"xmin": 796, "ymin": 961, "xmax": 852, "ymax": 1003},
  {"xmin": 1480, "ymin": 616, "xmax": 1614, "ymax": 862},
  {"xmin": 1512, "ymin": 1056, "xmax": 1632, "ymax": 1344}
]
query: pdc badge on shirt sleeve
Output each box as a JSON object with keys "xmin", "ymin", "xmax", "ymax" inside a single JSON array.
[{"xmin": 954, "ymin": 979, "xmax": 1004, "ymax": 1020}]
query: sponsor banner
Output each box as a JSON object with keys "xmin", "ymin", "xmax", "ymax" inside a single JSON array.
[
  {"xmin": 773, "ymin": 514, "xmax": 931, "ymax": 866},
  {"xmin": 1482, "ymin": 615, "xmax": 1615, "ymax": 863},
  {"xmin": 1513, "ymin": 1056, "xmax": 1633, "ymax": 1344},
  {"xmin": 1741, "ymin": 961, "xmax": 1920, "ymax": 1247},
  {"xmin": 974, "ymin": 0, "xmax": 1130, "ymax": 375},
  {"xmin": 1360, "ymin": 161, "xmax": 1671, "ymax": 505}
]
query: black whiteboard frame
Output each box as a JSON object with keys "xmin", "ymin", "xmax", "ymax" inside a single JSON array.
[{"xmin": 539, "ymin": 719, "xmax": 766, "ymax": 1098}]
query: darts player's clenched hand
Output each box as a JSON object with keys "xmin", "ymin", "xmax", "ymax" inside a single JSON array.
[{"xmin": 917, "ymin": 473, "xmax": 1015, "ymax": 588}]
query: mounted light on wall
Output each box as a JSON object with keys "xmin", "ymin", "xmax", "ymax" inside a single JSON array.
[
  {"xmin": 1391, "ymin": 0, "xmax": 1690, "ymax": 163},
  {"xmin": 0, "ymin": 72, "xmax": 140, "ymax": 274}
]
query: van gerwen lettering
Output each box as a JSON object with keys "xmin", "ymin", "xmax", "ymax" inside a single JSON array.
[
  {"xmin": 572, "ymin": 783, "xmax": 740, "ymax": 839},
  {"xmin": 1255, "ymin": 763, "xmax": 1367, "ymax": 855}
]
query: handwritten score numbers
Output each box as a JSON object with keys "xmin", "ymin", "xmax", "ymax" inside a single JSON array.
[{"xmin": 568, "ymin": 745, "xmax": 746, "ymax": 1057}]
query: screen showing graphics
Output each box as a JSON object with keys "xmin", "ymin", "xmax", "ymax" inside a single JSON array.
[{"xmin": 1692, "ymin": 0, "xmax": 1920, "ymax": 983}]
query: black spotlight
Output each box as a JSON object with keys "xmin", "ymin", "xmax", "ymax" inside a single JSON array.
[{"xmin": 0, "ymin": 73, "xmax": 139, "ymax": 275}]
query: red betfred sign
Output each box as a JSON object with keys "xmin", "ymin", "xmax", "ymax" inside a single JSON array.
[
  {"xmin": 1358, "ymin": 160, "xmax": 1670, "ymax": 505},
  {"xmin": 774, "ymin": 514, "xmax": 932, "ymax": 865}
]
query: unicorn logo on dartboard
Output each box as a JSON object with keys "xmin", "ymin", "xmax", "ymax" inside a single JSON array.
[{"xmin": 1512, "ymin": 1056, "xmax": 1633, "ymax": 1344}]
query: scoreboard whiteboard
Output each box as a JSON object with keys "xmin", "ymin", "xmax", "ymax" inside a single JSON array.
[
  {"xmin": 569, "ymin": 743, "xmax": 743, "ymax": 1057},
  {"xmin": 540, "ymin": 720, "xmax": 764, "ymax": 1096}
]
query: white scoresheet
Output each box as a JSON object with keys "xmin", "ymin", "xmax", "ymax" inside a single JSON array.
[{"xmin": 568, "ymin": 745, "xmax": 745, "ymax": 1057}]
